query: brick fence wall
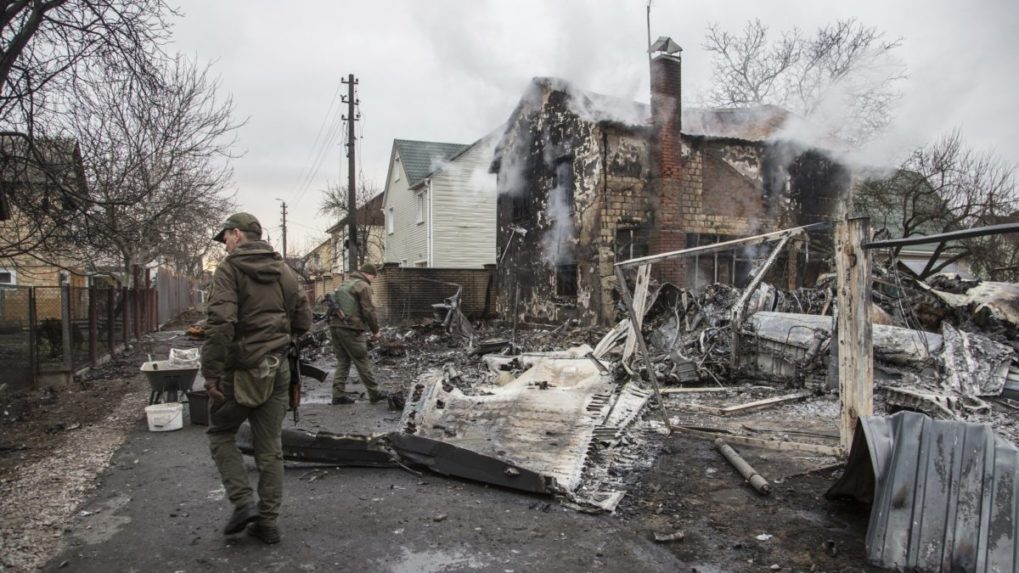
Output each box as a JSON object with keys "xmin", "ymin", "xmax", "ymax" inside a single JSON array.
[{"xmin": 372, "ymin": 265, "xmax": 496, "ymax": 325}]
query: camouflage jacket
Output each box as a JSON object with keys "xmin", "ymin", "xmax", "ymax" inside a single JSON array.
[
  {"xmin": 201, "ymin": 240, "xmax": 312, "ymax": 380},
  {"xmin": 329, "ymin": 272, "xmax": 379, "ymax": 333}
]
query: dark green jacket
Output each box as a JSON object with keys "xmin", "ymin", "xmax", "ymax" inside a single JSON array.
[
  {"xmin": 201, "ymin": 240, "xmax": 312, "ymax": 380},
  {"xmin": 329, "ymin": 271, "xmax": 379, "ymax": 333}
]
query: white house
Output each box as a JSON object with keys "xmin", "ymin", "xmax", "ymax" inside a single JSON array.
[{"xmin": 382, "ymin": 137, "xmax": 497, "ymax": 268}]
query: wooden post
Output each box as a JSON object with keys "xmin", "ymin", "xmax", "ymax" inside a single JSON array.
[
  {"xmin": 107, "ymin": 288, "xmax": 115, "ymax": 353},
  {"xmin": 835, "ymin": 218, "xmax": 873, "ymax": 453},
  {"xmin": 61, "ymin": 285, "xmax": 72, "ymax": 370},
  {"xmin": 614, "ymin": 266, "xmax": 672, "ymax": 433},
  {"xmin": 88, "ymin": 285, "xmax": 97, "ymax": 365}
]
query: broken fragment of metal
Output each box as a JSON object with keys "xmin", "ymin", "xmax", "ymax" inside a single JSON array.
[
  {"xmin": 400, "ymin": 349, "xmax": 653, "ymax": 507},
  {"xmin": 882, "ymin": 386, "xmax": 990, "ymax": 420},
  {"xmin": 236, "ymin": 425, "xmax": 398, "ymax": 467},
  {"xmin": 743, "ymin": 312, "xmax": 944, "ymax": 381},
  {"xmin": 940, "ymin": 322, "xmax": 1012, "ymax": 396},
  {"xmin": 714, "ymin": 438, "xmax": 771, "ymax": 496},
  {"xmin": 388, "ymin": 433, "xmax": 556, "ymax": 494},
  {"xmin": 827, "ymin": 411, "xmax": 1019, "ymax": 573},
  {"xmin": 929, "ymin": 280, "xmax": 1019, "ymax": 327}
]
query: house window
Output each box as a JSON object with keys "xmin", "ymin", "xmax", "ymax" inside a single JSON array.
[
  {"xmin": 555, "ymin": 264, "xmax": 578, "ymax": 298},
  {"xmin": 416, "ymin": 191, "xmax": 425, "ymax": 224},
  {"xmin": 510, "ymin": 194, "xmax": 530, "ymax": 222},
  {"xmin": 414, "ymin": 260, "xmax": 427, "ymax": 268},
  {"xmin": 387, "ymin": 207, "xmax": 394, "ymax": 234},
  {"xmin": 0, "ymin": 269, "xmax": 14, "ymax": 285},
  {"xmin": 553, "ymin": 158, "xmax": 575, "ymax": 214},
  {"xmin": 615, "ymin": 227, "xmax": 650, "ymax": 261},
  {"xmin": 687, "ymin": 234, "xmax": 753, "ymax": 289}
]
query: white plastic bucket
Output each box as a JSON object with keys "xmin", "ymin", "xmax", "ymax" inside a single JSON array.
[{"xmin": 145, "ymin": 403, "xmax": 184, "ymax": 432}]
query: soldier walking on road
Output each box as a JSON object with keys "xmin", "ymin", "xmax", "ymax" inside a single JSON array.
[
  {"xmin": 201, "ymin": 212, "xmax": 312, "ymax": 545},
  {"xmin": 329, "ymin": 263, "xmax": 386, "ymax": 405}
]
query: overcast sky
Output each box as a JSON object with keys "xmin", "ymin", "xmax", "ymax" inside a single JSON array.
[{"xmin": 169, "ymin": 0, "xmax": 1019, "ymax": 253}]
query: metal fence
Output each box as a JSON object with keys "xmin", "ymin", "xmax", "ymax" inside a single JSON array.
[
  {"xmin": 0, "ymin": 286, "xmax": 32, "ymax": 394},
  {"xmin": 0, "ymin": 284, "xmax": 175, "ymax": 393},
  {"xmin": 156, "ymin": 267, "xmax": 201, "ymax": 326}
]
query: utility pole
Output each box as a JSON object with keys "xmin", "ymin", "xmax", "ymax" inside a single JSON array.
[
  {"xmin": 341, "ymin": 74, "xmax": 359, "ymax": 273},
  {"xmin": 278, "ymin": 199, "xmax": 288, "ymax": 262}
]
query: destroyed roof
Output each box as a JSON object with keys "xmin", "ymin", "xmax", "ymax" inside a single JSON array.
[
  {"xmin": 527, "ymin": 77, "xmax": 792, "ymax": 143},
  {"xmin": 393, "ymin": 139, "xmax": 471, "ymax": 187}
]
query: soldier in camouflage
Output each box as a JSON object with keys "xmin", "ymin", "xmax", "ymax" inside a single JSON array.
[{"xmin": 329, "ymin": 263, "xmax": 385, "ymax": 405}]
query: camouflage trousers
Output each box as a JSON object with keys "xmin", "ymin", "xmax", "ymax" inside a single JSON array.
[
  {"xmin": 329, "ymin": 326, "xmax": 380, "ymax": 400},
  {"xmin": 206, "ymin": 357, "xmax": 289, "ymax": 525}
]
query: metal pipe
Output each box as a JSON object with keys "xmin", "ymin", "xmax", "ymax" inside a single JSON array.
[
  {"xmin": 714, "ymin": 438, "xmax": 771, "ymax": 495},
  {"xmin": 863, "ymin": 222, "xmax": 1019, "ymax": 250},
  {"xmin": 616, "ymin": 222, "xmax": 829, "ymax": 268},
  {"xmin": 730, "ymin": 234, "xmax": 794, "ymax": 369}
]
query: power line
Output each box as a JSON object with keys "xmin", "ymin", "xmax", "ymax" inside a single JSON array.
[
  {"xmin": 293, "ymin": 82, "xmax": 343, "ymax": 198},
  {"xmin": 293, "ymin": 84, "xmax": 347, "ymax": 208},
  {"xmin": 293, "ymin": 108, "xmax": 344, "ymax": 208}
]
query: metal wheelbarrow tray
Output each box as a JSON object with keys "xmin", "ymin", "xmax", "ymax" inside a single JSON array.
[{"xmin": 141, "ymin": 360, "xmax": 199, "ymax": 404}]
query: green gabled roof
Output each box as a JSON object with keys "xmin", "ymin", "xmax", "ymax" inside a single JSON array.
[{"xmin": 394, "ymin": 139, "xmax": 470, "ymax": 187}]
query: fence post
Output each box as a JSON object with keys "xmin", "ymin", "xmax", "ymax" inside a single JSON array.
[
  {"xmin": 29, "ymin": 287, "xmax": 38, "ymax": 386},
  {"xmin": 88, "ymin": 285, "xmax": 97, "ymax": 365},
  {"xmin": 107, "ymin": 288, "xmax": 115, "ymax": 353},
  {"xmin": 61, "ymin": 285, "xmax": 73, "ymax": 370},
  {"xmin": 121, "ymin": 287, "xmax": 129, "ymax": 345},
  {"xmin": 835, "ymin": 218, "xmax": 873, "ymax": 454},
  {"xmin": 133, "ymin": 288, "xmax": 140, "ymax": 340}
]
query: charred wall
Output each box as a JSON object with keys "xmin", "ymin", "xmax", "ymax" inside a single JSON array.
[
  {"xmin": 494, "ymin": 84, "xmax": 654, "ymax": 325},
  {"xmin": 495, "ymin": 85, "xmax": 604, "ymax": 325}
]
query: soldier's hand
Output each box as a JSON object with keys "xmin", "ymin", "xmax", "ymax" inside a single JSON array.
[
  {"xmin": 205, "ymin": 378, "xmax": 225, "ymax": 401},
  {"xmin": 371, "ymin": 331, "xmax": 382, "ymax": 341}
]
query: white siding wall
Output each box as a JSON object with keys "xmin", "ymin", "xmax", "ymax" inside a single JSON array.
[
  {"xmin": 384, "ymin": 153, "xmax": 429, "ymax": 265},
  {"xmin": 430, "ymin": 141, "xmax": 497, "ymax": 268}
]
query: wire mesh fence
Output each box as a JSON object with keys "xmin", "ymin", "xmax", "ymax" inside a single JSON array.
[
  {"xmin": 0, "ymin": 281, "xmax": 194, "ymax": 391},
  {"xmin": 0, "ymin": 286, "xmax": 32, "ymax": 393}
]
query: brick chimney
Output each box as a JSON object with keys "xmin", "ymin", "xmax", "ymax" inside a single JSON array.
[{"xmin": 648, "ymin": 44, "xmax": 686, "ymax": 283}]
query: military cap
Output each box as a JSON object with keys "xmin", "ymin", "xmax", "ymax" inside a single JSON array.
[{"xmin": 213, "ymin": 212, "xmax": 262, "ymax": 243}]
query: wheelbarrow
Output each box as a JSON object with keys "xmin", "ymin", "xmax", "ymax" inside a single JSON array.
[{"xmin": 141, "ymin": 361, "xmax": 200, "ymax": 405}]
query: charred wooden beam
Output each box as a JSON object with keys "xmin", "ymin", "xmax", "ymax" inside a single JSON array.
[{"xmin": 835, "ymin": 218, "xmax": 873, "ymax": 454}]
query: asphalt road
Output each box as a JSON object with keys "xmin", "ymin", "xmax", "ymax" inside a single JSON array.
[{"xmin": 39, "ymin": 384, "xmax": 694, "ymax": 573}]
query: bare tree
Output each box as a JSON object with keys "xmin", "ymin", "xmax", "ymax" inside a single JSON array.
[
  {"xmin": 0, "ymin": 0, "xmax": 178, "ymax": 266},
  {"xmin": 63, "ymin": 56, "xmax": 240, "ymax": 283},
  {"xmin": 319, "ymin": 180, "xmax": 385, "ymax": 269},
  {"xmin": 0, "ymin": 0, "xmax": 172, "ymax": 133},
  {"xmin": 703, "ymin": 18, "xmax": 906, "ymax": 144},
  {"xmin": 855, "ymin": 131, "xmax": 1019, "ymax": 278}
]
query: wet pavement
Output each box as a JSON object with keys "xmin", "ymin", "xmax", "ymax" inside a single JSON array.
[{"xmin": 39, "ymin": 374, "xmax": 687, "ymax": 573}]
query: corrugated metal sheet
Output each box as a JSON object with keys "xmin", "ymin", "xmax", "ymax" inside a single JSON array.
[{"xmin": 827, "ymin": 411, "xmax": 1019, "ymax": 572}]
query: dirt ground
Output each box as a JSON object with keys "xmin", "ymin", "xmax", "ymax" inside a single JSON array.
[{"xmin": 0, "ymin": 323, "xmax": 886, "ymax": 572}]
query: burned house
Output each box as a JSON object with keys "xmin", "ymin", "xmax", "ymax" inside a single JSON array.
[{"xmin": 492, "ymin": 49, "xmax": 850, "ymax": 325}]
